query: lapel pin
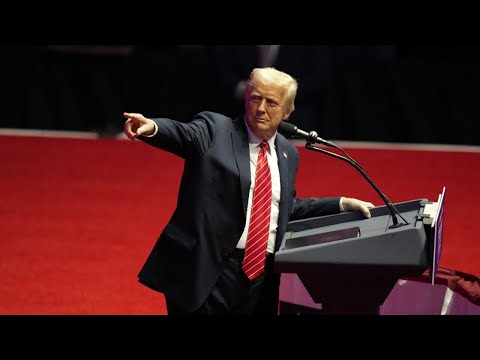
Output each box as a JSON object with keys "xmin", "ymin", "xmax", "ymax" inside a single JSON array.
[{"xmin": 283, "ymin": 152, "xmax": 287, "ymax": 159}]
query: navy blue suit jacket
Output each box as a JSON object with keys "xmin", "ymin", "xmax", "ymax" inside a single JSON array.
[{"xmin": 137, "ymin": 111, "xmax": 341, "ymax": 311}]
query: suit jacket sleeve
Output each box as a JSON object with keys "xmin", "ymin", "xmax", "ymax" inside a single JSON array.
[
  {"xmin": 290, "ymin": 196, "xmax": 341, "ymax": 221},
  {"xmin": 139, "ymin": 111, "xmax": 218, "ymax": 159},
  {"xmin": 277, "ymin": 134, "xmax": 342, "ymax": 221}
]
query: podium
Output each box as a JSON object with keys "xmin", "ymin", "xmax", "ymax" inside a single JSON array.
[{"xmin": 274, "ymin": 199, "xmax": 437, "ymax": 314}]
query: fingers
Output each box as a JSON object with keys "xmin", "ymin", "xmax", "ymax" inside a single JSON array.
[
  {"xmin": 343, "ymin": 198, "xmax": 375, "ymax": 219},
  {"xmin": 123, "ymin": 112, "xmax": 145, "ymax": 141},
  {"xmin": 361, "ymin": 200, "xmax": 375, "ymax": 219},
  {"xmin": 124, "ymin": 119, "xmax": 136, "ymax": 141},
  {"xmin": 362, "ymin": 201, "xmax": 375, "ymax": 219},
  {"xmin": 361, "ymin": 204, "xmax": 372, "ymax": 219},
  {"xmin": 123, "ymin": 112, "xmax": 155, "ymax": 140},
  {"xmin": 123, "ymin": 112, "xmax": 142, "ymax": 121},
  {"xmin": 364, "ymin": 201, "xmax": 375, "ymax": 209}
]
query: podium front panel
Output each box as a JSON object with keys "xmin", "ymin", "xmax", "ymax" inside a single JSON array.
[{"xmin": 274, "ymin": 199, "xmax": 430, "ymax": 277}]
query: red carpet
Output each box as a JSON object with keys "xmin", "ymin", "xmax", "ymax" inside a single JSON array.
[{"xmin": 1, "ymin": 134, "xmax": 479, "ymax": 314}]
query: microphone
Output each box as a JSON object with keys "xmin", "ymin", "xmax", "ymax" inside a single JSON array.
[
  {"xmin": 278, "ymin": 121, "xmax": 334, "ymax": 147},
  {"xmin": 277, "ymin": 121, "xmax": 408, "ymax": 228}
]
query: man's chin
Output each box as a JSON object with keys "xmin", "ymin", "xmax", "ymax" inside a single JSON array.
[
  {"xmin": 248, "ymin": 121, "xmax": 274, "ymax": 138},
  {"xmin": 255, "ymin": 120, "xmax": 270, "ymax": 128}
]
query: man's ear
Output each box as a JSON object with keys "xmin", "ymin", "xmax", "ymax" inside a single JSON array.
[{"xmin": 283, "ymin": 112, "xmax": 292, "ymax": 121}]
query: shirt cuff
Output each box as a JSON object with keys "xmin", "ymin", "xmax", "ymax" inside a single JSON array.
[
  {"xmin": 339, "ymin": 197, "xmax": 345, "ymax": 212},
  {"xmin": 142, "ymin": 120, "xmax": 158, "ymax": 137}
]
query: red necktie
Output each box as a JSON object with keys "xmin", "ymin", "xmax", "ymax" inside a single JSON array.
[{"xmin": 243, "ymin": 140, "xmax": 272, "ymax": 280}]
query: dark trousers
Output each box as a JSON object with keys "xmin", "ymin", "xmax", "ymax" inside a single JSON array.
[{"xmin": 166, "ymin": 249, "xmax": 280, "ymax": 315}]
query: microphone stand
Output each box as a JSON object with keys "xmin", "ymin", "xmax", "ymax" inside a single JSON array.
[{"xmin": 304, "ymin": 141, "xmax": 407, "ymax": 229}]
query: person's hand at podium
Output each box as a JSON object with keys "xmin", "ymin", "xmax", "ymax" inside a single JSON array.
[{"xmin": 340, "ymin": 197, "xmax": 375, "ymax": 219}]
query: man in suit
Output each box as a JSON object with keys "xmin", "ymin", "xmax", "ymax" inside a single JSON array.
[{"xmin": 123, "ymin": 67, "xmax": 374, "ymax": 315}]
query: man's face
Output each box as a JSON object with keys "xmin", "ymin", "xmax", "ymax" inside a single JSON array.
[{"xmin": 245, "ymin": 81, "xmax": 291, "ymax": 140}]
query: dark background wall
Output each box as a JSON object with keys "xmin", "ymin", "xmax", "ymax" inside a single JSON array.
[{"xmin": 2, "ymin": 44, "xmax": 479, "ymax": 145}]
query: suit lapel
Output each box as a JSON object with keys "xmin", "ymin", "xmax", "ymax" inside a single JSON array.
[
  {"xmin": 275, "ymin": 136, "xmax": 291, "ymax": 251},
  {"xmin": 275, "ymin": 137, "xmax": 289, "ymax": 215},
  {"xmin": 231, "ymin": 118, "xmax": 251, "ymax": 217}
]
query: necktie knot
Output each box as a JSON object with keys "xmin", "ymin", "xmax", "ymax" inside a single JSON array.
[{"xmin": 260, "ymin": 140, "xmax": 269, "ymax": 152}]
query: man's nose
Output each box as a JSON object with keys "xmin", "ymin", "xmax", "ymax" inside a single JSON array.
[{"xmin": 257, "ymin": 99, "xmax": 266, "ymax": 111}]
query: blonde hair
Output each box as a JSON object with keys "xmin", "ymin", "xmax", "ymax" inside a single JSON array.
[{"xmin": 246, "ymin": 67, "xmax": 298, "ymax": 113}]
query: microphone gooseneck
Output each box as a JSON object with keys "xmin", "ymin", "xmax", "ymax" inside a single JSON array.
[{"xmin": 277, "ymin": 121, "xmax": 408, "ymax": 228}]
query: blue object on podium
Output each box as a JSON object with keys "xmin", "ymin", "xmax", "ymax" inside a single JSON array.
[{"xmin": 274, "ymin": 198, "xmax": 439, "ymax": 314}]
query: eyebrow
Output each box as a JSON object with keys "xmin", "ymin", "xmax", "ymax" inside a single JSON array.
[{"xmin": 251, "ymin": 92, "xmax": 280, "ymax": 102}]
